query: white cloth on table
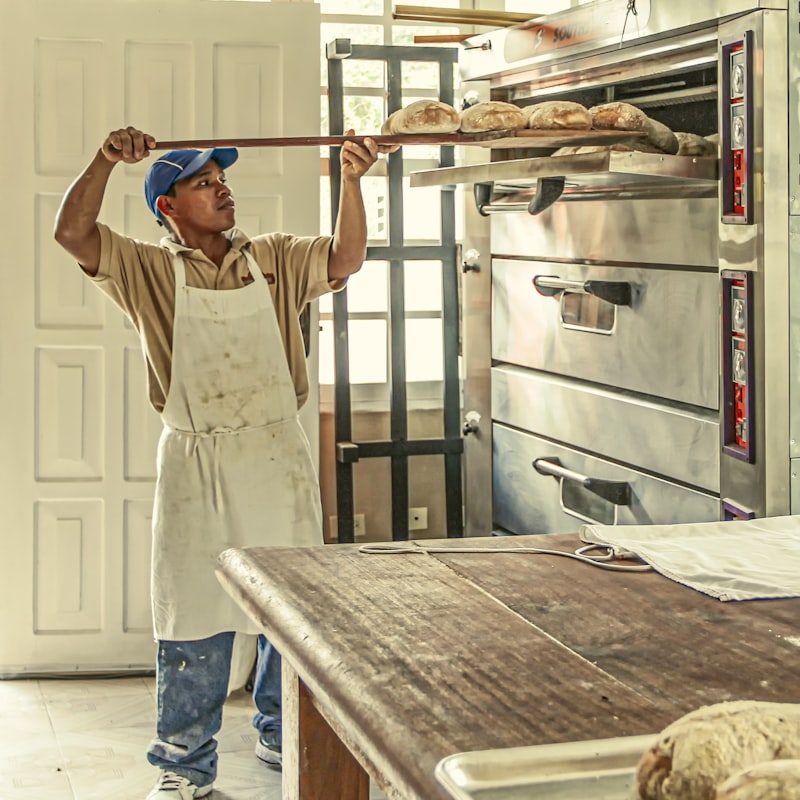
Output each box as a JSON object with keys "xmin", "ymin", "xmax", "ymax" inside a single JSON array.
[{"xmin": 579, "ymin": 514, "xmax": 800, "ymax": 601}]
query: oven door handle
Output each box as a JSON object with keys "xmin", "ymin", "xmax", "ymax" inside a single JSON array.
[
  {"xmin": 474, "ymin": 179, "xmax": 565, "ymax": 216},
  {"xmin": 532, "ymin": 457, "xmax": 632, "ymax": 506},
  {"xmin": 533, "ymin": 275, "xmax": 632, "ymax": 306}
]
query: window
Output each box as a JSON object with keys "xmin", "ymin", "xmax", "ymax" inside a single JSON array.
[
  {"xmin": 315, "ymin": 0, "xmax": 589, "ymax": 409},
  {"xmin": 317, "ymin": 0, "xmax": 463, "ymax": 410}
]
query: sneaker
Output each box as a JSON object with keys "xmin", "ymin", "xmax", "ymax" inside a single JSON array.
[
  {"xmin": 146, "ymin": 771, "xmax": 213, "ymax": 799},
  {"xmin": 255, "ymin": 730, "xmax": 282, "ymax": 770}
]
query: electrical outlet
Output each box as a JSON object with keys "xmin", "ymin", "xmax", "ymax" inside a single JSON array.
[
  {"xmin": 328, "ymin": 514, "xmax": 366, "ymax": 540},
  {"xmin": 409, "ymin": 507, "xmax": 428, "ymax": 531},
  {"xmin": 353, "ymin": 514, "xmax": 366, "ymax": 538}
]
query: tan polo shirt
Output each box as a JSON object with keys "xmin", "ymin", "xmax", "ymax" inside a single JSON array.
[{"xmin": 90, "ymin": 222, "xmax": 335, "ymax": 413}]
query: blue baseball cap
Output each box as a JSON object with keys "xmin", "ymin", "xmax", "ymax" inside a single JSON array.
[{"xmin": 144, "ymin": 147, "xmax": 239, "ymax": 219}]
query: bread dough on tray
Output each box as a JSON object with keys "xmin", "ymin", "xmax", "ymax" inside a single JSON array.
[{"xmin": 634, "ymin": 701, "xmax": 800, "ymax": 800}]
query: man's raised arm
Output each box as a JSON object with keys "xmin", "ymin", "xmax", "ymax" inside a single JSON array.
[{"xmin": 54, "ymin": 127, "xmax": 155, "ymax": 274}]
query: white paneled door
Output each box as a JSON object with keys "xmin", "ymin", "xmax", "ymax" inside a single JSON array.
[{"xmin": 0, "ymin": 0, "xmax": 321, "ymax": 673}]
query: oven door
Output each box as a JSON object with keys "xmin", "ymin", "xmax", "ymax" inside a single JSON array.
[
  {"xmin": 493, "ymin": 423, "xmax": 720, "ymax": 534},
  {"xmin": 492, "ymin": 258, "xmax": 719, "ymax": 409},
  {"xmin": 492, "ymin": 365, "xmax": 719, "ymax": 493}
]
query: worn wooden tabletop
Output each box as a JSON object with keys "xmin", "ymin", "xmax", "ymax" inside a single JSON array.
[{"xmin": 216, "ymin": 533, "xmax": 800, "ymax": 800}]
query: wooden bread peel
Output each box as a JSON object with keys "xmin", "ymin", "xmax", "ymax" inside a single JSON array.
[{"xmin": 154, "ymin": 130, "xmax": 647, "ymax": 151}]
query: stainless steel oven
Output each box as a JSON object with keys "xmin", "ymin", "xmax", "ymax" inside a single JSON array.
[{"xmin": 412, "ymin": 0, "xmax": 798, "ymax": 534}]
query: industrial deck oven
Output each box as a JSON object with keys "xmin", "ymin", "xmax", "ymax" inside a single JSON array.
[{"xmin": 412, "ymin": 0, "xmax": 800, "ymax": 535}]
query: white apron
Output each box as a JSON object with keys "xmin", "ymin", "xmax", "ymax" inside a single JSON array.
[{"xmin": 151, "ymin": 251, "xmax": 323, "ymax": 640}]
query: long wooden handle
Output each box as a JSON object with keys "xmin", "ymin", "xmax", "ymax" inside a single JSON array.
[
  {"xmin": 393, "ymin": 12, "xmax": 518, "ymax": 26},
  {"xmin": 154, "ymin": 135, "xmax": 366, "ymax": 150},
  {"xmin": 153, "ymin": 129, "xmax": 648, "ymax": 152},
  {"xmin": 413, "ymin": 34, "xmax": 473, "ymax": 43},
  {"xmin": 393, "ymin": 4, "xmax": 533, "ymax": 23},
  {"xmin": 152, "ymin": 132, "xmax": 509, "ymax": 150}
]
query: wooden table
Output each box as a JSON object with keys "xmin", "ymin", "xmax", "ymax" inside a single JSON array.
[{"xmin": 216, "ymin": 534, "xmax": 800, "ymax": 800}]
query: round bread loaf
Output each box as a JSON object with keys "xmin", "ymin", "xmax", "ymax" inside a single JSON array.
[
  {"xmin": 644, "ymin": 117, "xmax": 679, "ymax": 154},
  {"xmin": 675, "ymin": 131, "xmax": 718, "ymax": 156},
  {"xmin": 381, "ymin": 110, "xmax": 400, "ymax": 135},
  {"xmin": 573, "ymin": 144, "xmax": 635, "ymax": 154},
  {"xmin": 715, "ymin": 759, "xmax": 800, "ymax": 800},
  {"xmin": 523, "ymin": 101, "xmax": 592, "ymax": 130},
  {"xmin": 588, "ymin": 101, "xmax": 649, "ymax": 131},
  {"xmin": 635, "ymin": 701, "xmax": 800, "ymax": 800},
  {"xmin": 380, "ymin": 100, "xmax": 459, "ymax": 135},
  {"xmin": 705, "ymin": 133, "xmax": 721, "ymax": 156},
  {"xmin": 459, "ymin": 101, "xmax": 525, "ymax": 133}
]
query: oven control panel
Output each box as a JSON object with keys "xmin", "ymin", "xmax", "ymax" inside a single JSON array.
[
  {"xmin": 721, "ymin": 32, "xmax": 753, "ymax": 224},
  {"xmin": 722, "ymin": 271, "xmax": 754, "ymax": 462}
]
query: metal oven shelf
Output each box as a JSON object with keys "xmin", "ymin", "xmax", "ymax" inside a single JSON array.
[{"xmin": 411, "ymin": 152, "xmax": 719, "ymax": 212}]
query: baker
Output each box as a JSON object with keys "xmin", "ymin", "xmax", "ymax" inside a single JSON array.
[{"xmin": 53, "ymin": 126, "xmax": 396, "ymax": 800}]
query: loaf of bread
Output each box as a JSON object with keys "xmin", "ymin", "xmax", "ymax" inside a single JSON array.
[
  {"xmin": 380, "ymin": 99, "xmax": 460, "ymax": 134},
  {"xmin": 552, "ymin": 143, "xmax": 662, "ymax": 156},
  {"xmin": 716, "ymin": 760, "xmax": 800, "ymax": 800},
  {"xmin": 635, "ymin": 701, "xmax": 800, "ymax": 800},
  {"xmin": 522, "ymin": 101, "xmax": 592, "ymax": 130},
  {"xmin": 588, "ymin": 101, "xmax": 649, "ymax": 131},
  {"xmin": 644, "ymin": 117, "xmax": 679, "ymax": 154},
  {"xmin": 561, "ymin": 142, "xmax": 663, "ymax": 155},
  {"xmin": 675, "ymin": 131, "xmax": 718, "ymax": 156},
  {"xmin": 459, "ymin": 101, "xmax": 525, "ymax": 133}
]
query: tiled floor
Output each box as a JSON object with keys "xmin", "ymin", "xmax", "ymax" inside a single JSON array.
[{"xmin": 0, "ymin": 676, "xmax": 387, "ymax": 800}]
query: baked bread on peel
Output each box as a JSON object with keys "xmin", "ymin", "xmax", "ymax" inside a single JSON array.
[
  {"xmin": 458, "ymin": 101, "xmax": 525, "ymax": 133},
  {"xmin": 381, "ymin": 99, "xmax": 460, "ymax": 134},
  {"xmin": 522, "ymin": 100, "xmax": 592, "ymax": 130}
]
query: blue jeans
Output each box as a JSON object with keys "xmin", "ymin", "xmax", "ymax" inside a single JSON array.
[{"xmin": 146, "ymin": 632, "xmax": 281, "ymax": 788}]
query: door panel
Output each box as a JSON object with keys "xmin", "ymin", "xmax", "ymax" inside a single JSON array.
[{"xmin": 0, "ymin": 0, "xmax": 321, "ymax": 673}]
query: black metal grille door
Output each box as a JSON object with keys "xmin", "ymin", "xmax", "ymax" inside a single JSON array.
[{"xmin": 326, "ymin": 40, "xmax": 463, "ymax": 542}]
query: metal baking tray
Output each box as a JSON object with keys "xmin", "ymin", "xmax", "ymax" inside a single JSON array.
[{"xmin": 435, "ymin": 734, "xmax": 655, "ymax": 800}]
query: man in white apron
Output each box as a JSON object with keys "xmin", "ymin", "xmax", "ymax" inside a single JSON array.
[{"xmin": 54, "ymin": 126, "xmax": 393, "ymax": 799}]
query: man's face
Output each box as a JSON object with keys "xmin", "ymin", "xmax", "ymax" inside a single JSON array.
[{"xmin": 166, "ymin": 159, "xmax": 236, "ymax": 235}]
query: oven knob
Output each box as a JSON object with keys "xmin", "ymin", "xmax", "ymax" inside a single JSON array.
[
  {"xmin": 463, "ymin": 410, "xmax": 481, "ymax": 435},
  {"xmin": 731, "ymin": 63, "xmax": 745, "ymax": 97},
  {"xmin": 731, "ymin": 115, "xmax": 745, "ymax": 149},
  {"xmin": 462, "ymin": 249, "xmax": 481, "ymax": 273}
]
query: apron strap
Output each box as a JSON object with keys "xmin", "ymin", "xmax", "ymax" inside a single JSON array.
[
  {"xmin": 172, "ymin": 253, "xmax": 187, "ymax": 288},
  {"xmin": 243, "ymin": 249, "xmax": 268, "ymax": 286}
]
